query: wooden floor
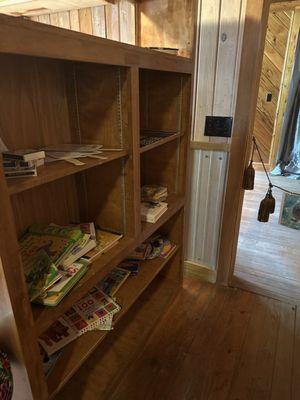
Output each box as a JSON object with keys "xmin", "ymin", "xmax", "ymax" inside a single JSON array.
[
  {"xmin": 56, "ymin": 276, "xmax": 300, "ymax": 400},
  {"xmin": 235, "ymin": 171, "xmax": 300, "ymax": 303}
]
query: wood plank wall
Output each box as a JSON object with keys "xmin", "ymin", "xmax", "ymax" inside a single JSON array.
[
  {"xmin": 253, "ymin": 9, "xmax": 292, "ymax": 163},
  {"xmin": 192, "ymin": 0, "xmax": 247, "ymax": 143},
  {"xmin": 186, "ymin": 0, "xmax": 246, "ymax": 272},
  {"xmin": 137, "ymin": 0, "xmax": 195, "ymax": 57},
  {"xmin": 29, "ymin": 0, "xmax": 136, "ymax": 44},
  {"xmin": 187, "ymin": 149, "xmax": 228, "ymax": 270}
]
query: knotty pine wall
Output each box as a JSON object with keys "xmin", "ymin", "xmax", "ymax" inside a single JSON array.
[
  {"xmin": 253, "ymin": 9, "xmax": 292, "ymax": 163},
  {"xmin": 29, "ymin": 0, "xmax": 136, "ymax": 44}
]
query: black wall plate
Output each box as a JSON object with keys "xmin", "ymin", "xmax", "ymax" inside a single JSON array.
[{"xmin": 204, "ymin": 116, "xmax": 233, "ymax": 138}]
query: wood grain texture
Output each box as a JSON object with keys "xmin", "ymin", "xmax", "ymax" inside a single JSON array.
[
  {"xmin": 49, "ymin": 248, "xmax": 180, "ymax": 397},
  {"xmin": 235, "ymin": 171, "xmax": 300, "ymax": 304},
  {"xmin": 0, "ymin": 1, "xmax": 115, "ymax": 16},
  {"xmin": 0, "ymin": 14, "xmax": 193, "ymax": 73},
  {"xmin": 0, "ymin": 8, "xmax": 193, "ymax": 400},
  {"xmin": 192, "ymin": 0, "xmax": 246, "ymax": 142},
  {"xmin": 270, "ymin": 8, "xmax": 300, "ymax": 168},
  {"xmin": 217, "ymin": 0, "xmax": 271, "ymax": 285},
  {"xmin": 28, "ymin": 0, "xmax": 135, "ymax": 45},
  {"xmin": 56, "ymin": 277, "xmax": 300, "ymax": 400},
  {"xmin": 253, "ymin": 8, "xmax": 291, "ymax": 163},
  {"xmin": 138, "ymin": 0, "xmax": 195, "ymax": 57}
]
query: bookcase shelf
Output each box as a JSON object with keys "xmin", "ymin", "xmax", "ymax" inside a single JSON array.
[
  {"xmin": 139, "ymin": 132, "xmax": 183, "ymax": 154},
  {"xmin": 7, "ymin": 151, "xmax": 128, "ymax": 195},
  {"xmin": 0, "ymin": 14, "xmax": 192, "ymax": 400},
  {"xmin": 32, "ymin": 237, "xmax": 135, "ymax": 336},
  {"xmin": 47, "ymin": 246, "xmax": 180, "ymax": 397}
]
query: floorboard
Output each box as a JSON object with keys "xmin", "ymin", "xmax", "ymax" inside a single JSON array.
[
  {"xmin": 59, "ymin": 277, "xmax": 299, "ymax": 400},
  {"xmin": 235, "ymin": 171, "xmax": 300, "ymax": 303}
]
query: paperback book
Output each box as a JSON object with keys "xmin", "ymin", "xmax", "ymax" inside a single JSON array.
[
  {"xmin": 97, "ymin": 267, "xmax": 131, "ymax": 296},
  {"xmin": 82, "ymin": 229, "xmax": 123, "ymax": 263},
  {"xmin": 23, "ymin": 249, "xmax": 61, "ymax": 301},
  {"xmin": 141, "ymin": 201, "xmax": 168, "ymax": 223},
  {"xmin": 20, "ymin": 224, "xmax": 83, "ymax": 267},
  {"xmin": 35, "ymin": 259, "xmax": 89, "ymax": 306},
  {"xmin": 39, "ymin": 288, "xmax": 120, "ymax": 355}
]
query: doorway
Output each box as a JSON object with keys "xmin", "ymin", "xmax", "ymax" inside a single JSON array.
[
  {"xmin": 231, "ymin": 4, "xmax": 300, "ymax": 303},
  {"xmin": 217, "ymin": 0, "xmax": 300, "ymax": 304}
]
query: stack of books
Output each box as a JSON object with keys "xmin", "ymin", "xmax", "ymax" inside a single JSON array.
[
  {"xmin": 20, "ymin": 223, "xmax": 123, "ymax": 306},
  {"xmin": 39, "ymin": 266, "xmax": 133, "ymax": 371},
  {"xmin": 141, "ymin": 185, "xmax": 168, "ymax": 223},
  {"xmin": 2, "ymin": 149, "xmax": 45, "ymax": 179}
]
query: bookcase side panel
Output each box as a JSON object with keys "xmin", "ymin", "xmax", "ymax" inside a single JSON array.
[
  {"xmin": 123, "ymin": 66, "xmax": 141, "ymax": 238},
  {"xmin": 0, "ymin": 169, "xmax": 48, "ymax": 400}
]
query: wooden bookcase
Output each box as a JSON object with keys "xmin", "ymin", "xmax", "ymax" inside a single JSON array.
[{"xmin": 0, "ymin": 14, "xmax": 193, "ymax": 400}]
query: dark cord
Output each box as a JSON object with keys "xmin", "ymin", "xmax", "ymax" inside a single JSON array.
[{"xmin": 252, "ymin": 136, "xmax": 300, "ymax": 196}]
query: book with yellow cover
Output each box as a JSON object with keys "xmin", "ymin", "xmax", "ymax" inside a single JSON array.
[{"xmin": 82, "ymin": 229, "xmax": 123, "ymax": 263}]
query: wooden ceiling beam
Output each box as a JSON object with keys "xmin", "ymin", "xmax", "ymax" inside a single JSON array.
[{"xmin": 0, "ymin": 0, "xmax": 116, "ymax": 16}]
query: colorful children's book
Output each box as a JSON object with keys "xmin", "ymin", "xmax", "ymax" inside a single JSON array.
[
  {"xmin": 35, "ymin": 259, "xmax": 89, "ymax": 306},
  {"xmin": 23, "ymin": 249, "xmax": 61, "ymax": 301},
  {"xmin": 20, "ymin": 224, "xmax": 83, "ymax": 267},
  {"xmin": 62, "ymin": 223, "xmax": 96, "ymax": 268},
  {"xmin": 147, "ymin": 235, "xmax": 177, "ymax": 259},
  {"xmin": 82, "ymin": 229, "xmax": 123, "ymax": 263},
  {"xmin": 97, "ymin": 267, "xmax": 130, "ymax": 296},
  {"xmin": 39, "ymin": 317, "xmax": 78, "ymax": 356},
  {"xmin": 39, "ymin": 289, "xmax": 120, "ymax": 355}
]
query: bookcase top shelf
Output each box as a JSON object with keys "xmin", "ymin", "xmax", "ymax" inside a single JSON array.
[
  {"xmin": 0, "ymin": 13, "xmax": 193, "ymax": 74},
  {"xmin": 6, "ymin": 150, "xmax": 128, "ymax": 195}
]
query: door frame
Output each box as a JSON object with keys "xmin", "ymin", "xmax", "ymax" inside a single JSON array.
[{"xmin": 216, "ymin": 0, "xmax": 291, "ymax": 285}]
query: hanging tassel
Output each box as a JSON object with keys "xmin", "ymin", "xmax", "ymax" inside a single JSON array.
[
  {"xmin": 267, "ymin": 185, "xmax": 276, "ymax": 214},
  {"xmin": 242, "ymin": 139, "xmax": 255, "ymax": 190},
  {"xmin": 257, "ymin": 185, "xmax": 276, "ymax": 222},
  {"xmin": 243, "ymin": 160, "xmax": 255, "ymax": 190}
]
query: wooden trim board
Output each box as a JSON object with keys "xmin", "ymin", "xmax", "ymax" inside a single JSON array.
[
  {"xmin": 184, "ymin": 260, "xmax": 217, "ymax": 284},
  {"xmin": 190, "ymin": 141, "xmax": 231, "ymax": 152},
  {"xmin": 217, "ymin": 0, "xmax": 272, "ymax": 285},
  {"xmin": 0, "ymin": 14, "xmax": 193, "ymax": 74}
]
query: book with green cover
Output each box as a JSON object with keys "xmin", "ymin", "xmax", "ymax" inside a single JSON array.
[
  {"xmin": 23, "ymin": 249, "xmax": 61, "ymax": 301},
  {"xmin": 36, "ymin": 259, "xmax": 88, "ymax": 306},
  {"xmin": 20, "ymin": 224, "xmax": 83, "ymax": 267}
]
